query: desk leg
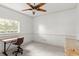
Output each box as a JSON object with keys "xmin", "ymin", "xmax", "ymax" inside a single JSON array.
[{"xmin": 2, "ymin": 42, "xmax": 8, "ymax": 56}]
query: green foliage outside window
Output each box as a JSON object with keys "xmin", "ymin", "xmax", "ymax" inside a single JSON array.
[{"xmin": 0, "ymin": 19, "xmax": 19, "ymax": 33}]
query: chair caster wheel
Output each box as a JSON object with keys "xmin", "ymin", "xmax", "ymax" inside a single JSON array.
[
  {"xmin": 21, "ymin": 52, "xmax": 23, "ymax": 54},
  {"xmin": 12, "ymin": 52, "xmax": 14, "ymax": 54},
  {"xmin": 15, "ymin": 54, "xmax": 17, "ymax": 56}
]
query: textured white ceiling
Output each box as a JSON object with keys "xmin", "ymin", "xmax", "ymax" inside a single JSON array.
[{"xmin": 0, "ymin": 3, "xmax": 77, "ymax": 17}]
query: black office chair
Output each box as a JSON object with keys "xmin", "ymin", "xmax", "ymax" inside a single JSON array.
[{"xmin": 12, "ymin": 37, "xmax": 24, "ymax": 56}]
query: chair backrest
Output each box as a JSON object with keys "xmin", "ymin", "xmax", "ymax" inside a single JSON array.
[{"xmin": 14, "ymin": 37, "xmax": 24, "ymax": 45}]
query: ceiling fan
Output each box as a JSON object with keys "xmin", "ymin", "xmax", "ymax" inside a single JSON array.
[{"xmin": 22, "ymin": 3, "xmax": 47, "ymax": 15}]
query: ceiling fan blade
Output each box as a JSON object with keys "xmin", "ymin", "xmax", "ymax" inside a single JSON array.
[
  {"xmin": 27, "ymin": 3, "xmax": 34, "ymax": 9},
  {"xmin": 22, "ymin": 9, "xmax": 32, "ymax": 11},
  {"xmin": 35, "ymin": 3, "xmax": 46, "ymax": 9},
  {"xmin": 37, "ymin": 9, "xmax": 47, "ymax": 12}
]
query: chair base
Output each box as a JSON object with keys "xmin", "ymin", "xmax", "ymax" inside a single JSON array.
[{"xmin": 12, "ymin": 46, "xmax": 23, "ymax": 56}]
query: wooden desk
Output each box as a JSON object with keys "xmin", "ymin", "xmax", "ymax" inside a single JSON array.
[{"xmin": 0, "ymin": 37, "xmax": 23, "ymax": 56}]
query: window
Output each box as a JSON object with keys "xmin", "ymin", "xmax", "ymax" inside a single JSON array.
[{"xmin": 0, "ymin": 18, "xmax": 20, "ymax": 33}]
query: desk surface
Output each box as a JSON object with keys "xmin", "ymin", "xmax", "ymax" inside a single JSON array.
[{"xmin": 0, "ymin": 36, "xmax": 23, "ymax": 42}]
